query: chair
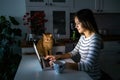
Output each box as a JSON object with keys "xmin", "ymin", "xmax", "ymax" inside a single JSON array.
[{"xmin": 99, "ymin": 70, "xmax": 113, "ymax": 80}]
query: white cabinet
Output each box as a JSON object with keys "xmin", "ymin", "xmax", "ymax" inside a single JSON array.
[
  {"xmin": 25, "ymin": 0, "xmax": 72, "ymax": 38},
  {"xmin": 26, "ymin": 6, "xmax": 70, "ymax": 38},
  {"xmin": 102, "ymin": 41, "xmax": 120, "ymax": 52},
  {"xmin": 25, "ymin": 0, "xmax": 48, "ymax": 7},
  {"xmin": 73, "ymin": 0, "xmax": 120, "ymax": 13},
  {"xmin": 22, "ymin": 47, "xmax": 35, "ymax": 54},
  {"xmin": 53, "ymin": 45, "xmax": 65, "ymax": 54},
  {"xmin": 95, "ymin": 0, "xmax": 120, "ymax": 13},
  {"xmin": 73, "ymin": 0, "xmax": 95, "ymax": 12},
  {"xmin": 102, "ymin": 0, "xmax": 120, "ymax": 13},
  {"xmin": 25, "ymin": 0, "xmax": 73, "ymax": 7}
]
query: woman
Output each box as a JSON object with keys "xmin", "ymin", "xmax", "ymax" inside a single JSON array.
[{"xmin": 45, "ymin": 9, "xmax": 103, "ymax": 80}]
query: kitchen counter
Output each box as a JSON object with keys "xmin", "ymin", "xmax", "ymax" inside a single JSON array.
[
  {"xmin": 21, "ymin": 39, "xmax": 78, "ymax": 47},
  {"xmin": 21, "ymin": 34, "xmax": 120, "ymax": 48}
]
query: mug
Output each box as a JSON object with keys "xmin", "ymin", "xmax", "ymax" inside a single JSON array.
[{"xmin": 53, "ymin": 60, "xmax": 66, "ymax": 74}]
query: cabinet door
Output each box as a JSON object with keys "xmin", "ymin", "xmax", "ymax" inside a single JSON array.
[
  {"xmin": 95, "ymin": 0, "xmax": 120, "ymax": 13},
  {"xmin": 26, "ymin": 7, "xmax": 70, "ymax": 38},
  {"xmin": 103, "ymin": 0, "xmax": 120, "ymax": 13},
  {"xmin": 73, "ymin": 0, "xmax": 95, "ymax": 12},
  {"xmin": 50, "ymin": 8, "xmax": 70, "ymax": 39},
  {"xmin": 74, "ymin": 0, "xmax": 120, "ymax": 13},
  {"xmin": 49, "ymin": 0, "xmax": 73, "ymax": 7},
  {"xmin": 26, "ymin": 0, "xmax": 73, "ymax": 7},
  {"xmin": 26, "ymin": 7, "xmax": 49, "ymax": 35},
  {"xmin": 25, "ymin": 0, "xmax": 48, "ymax": 6}
]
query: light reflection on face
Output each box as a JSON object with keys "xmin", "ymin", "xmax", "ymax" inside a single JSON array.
[{"xmin": 74, "ymin": 17, "xmax": 86, "ymax": 34}]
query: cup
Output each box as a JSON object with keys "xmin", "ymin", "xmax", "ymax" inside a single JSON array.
[{"xmin": 53, "ymin": 60, "xmax": 66, "ymax": 74}]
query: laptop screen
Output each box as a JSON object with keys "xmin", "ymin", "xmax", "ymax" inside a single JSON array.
[
  {"xmin": 33, "ymin": 42, "xmax": 41, "ymax": 61},
  {"xmin": 33, "ymin": 42, "xmax": 51, "ymax": 70}
]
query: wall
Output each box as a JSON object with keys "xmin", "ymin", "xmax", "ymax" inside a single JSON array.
[
  {"xmin": 0, "ymin": 0, "xmax": 25, "ymax": 16},
  {"xmin": 0, "ymin": 0, "xmax": 28, "ymax": 39}
]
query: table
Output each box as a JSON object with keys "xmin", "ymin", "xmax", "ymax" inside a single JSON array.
[{"xmin": 14, "ymin": 55, "xmax": 93, "ymax": 80}]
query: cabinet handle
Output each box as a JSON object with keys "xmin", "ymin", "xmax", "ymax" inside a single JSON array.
[
  {"xmin": 45, "ymin": 3, "xmax": 48, "ymax": 5},
  {"xmin": 49, "ymin": 3, "xmax": 52, "ymax": 6},
  {"xmin": 45, "ymin": 3, "xmax": 52, "ymax": 6},
  {"xmin": 97, "ymin": 10, "xmax": 99, "ymax": 12},
  {"xmin": 100, "ymin": 10, "xmax": 103, "ymax": 12}
]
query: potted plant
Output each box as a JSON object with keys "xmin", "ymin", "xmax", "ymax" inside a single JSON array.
[
  {"xmin": 0, "ymin": 15, "xmax": 22, "ymax": 80},
  {"xmin": 23, "ymin": 12, "xmax": 48, "ymax": 36}
]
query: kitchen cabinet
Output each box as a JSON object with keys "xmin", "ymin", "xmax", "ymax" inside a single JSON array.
[
  {"xmin": 100, "ymin": 41, "xmax": 120, "ymax": 80},
  {"xmin": 25, "ymin": 0, "xmax": 73, "ymax": 38},
  {"xmin": 26, "ymin": 7, "xmax": 70, "ymax": 38},
  {"xmin": 25, "ymin": 0, "xmax": 73, "ymax": 7},
  {"xmin": 73, "ymin": 0, "xmax": 95, "ymax": 12},
  {"xmin": 53, "ymin": 45, "xmax": 65, "ymax": 54},
  {"xmin": 73, "ymin": 0, "xmax": 120, "ymax": 13},
  {"xmin": 95, "ymin": 0, "xmax": 120, "ymax": 13},
  {"xmin": 102, "ymin": 41, "xmax": 120, "ymax": 52},
  {"xmin": 103, "ymin": 0, "xmax": 120, "ymax": 13}
]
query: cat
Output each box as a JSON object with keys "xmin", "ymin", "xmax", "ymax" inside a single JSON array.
[{"xmin": 36, "ymin": 33, "xmax": 53, "ymax": 57}]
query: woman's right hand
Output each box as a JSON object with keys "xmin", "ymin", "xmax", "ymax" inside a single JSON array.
[
  {"xmin": 44, "ymin": 55, "xmax": 56, "ymax": 67},
  {"xmin": 45, "ymin": 55, "xmax": 56, "ymax": 62},
  {"xmin": 45, "ymin": 55, "xmax": 61, "ymax": 67}
]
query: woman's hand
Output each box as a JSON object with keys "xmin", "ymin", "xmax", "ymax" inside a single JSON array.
[
  {"xmin": 45, "ymin": 55, "xmax": 56, "ymax": 61},
  {"xmin": 45, "ymin": 55, "xmax": 61, "ymax": 67},
  {"xmin": 45, "ymin": 55, "xmax": 61, "ymax": 61},
  {"xmin": 44, "ymin": 55, "xmax": 55, "ymax": 67}
]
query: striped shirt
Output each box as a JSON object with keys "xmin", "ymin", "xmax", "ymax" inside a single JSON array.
[{"xmin": 70, "ymin": 33, "xmax": 102, "ymax": 80}]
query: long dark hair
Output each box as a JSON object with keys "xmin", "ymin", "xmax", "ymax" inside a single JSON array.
[
  {"xmin": 74, "ymin": 9, "xmax": 99, "ymax": 34},
  {"xmin": 74, "ymin": 9, "xmax": 104, "ymax": 49}
]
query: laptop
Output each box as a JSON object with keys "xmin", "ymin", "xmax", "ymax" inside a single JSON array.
[{"xmin": 33, "ymin": 42, "xmax": 52, "ymax": 70}]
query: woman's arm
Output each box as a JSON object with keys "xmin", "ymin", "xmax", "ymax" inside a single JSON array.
[
  {"xmin": 45, "ymin": 52, "xmax": 71, "ymax": 61},
  {"xmin": 45, "ymin": 53, "xmax": 79, "ymax": 70},
  {"xmin": 57, "ymin": 52, "xmax": 71, "ymax": 59}
]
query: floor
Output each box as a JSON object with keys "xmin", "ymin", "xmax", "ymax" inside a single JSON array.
[{"xmin": 100, "ymin": 41, "xmax": 120, "ymax": 80}]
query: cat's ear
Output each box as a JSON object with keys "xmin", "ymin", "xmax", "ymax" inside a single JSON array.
[
  {"xmin": 42, "ymin": 33, "xmax": 45, "ymax": 37},
  {"xmin": 49, "ymin": 34, "xmax": 53, "ymax": 37}
]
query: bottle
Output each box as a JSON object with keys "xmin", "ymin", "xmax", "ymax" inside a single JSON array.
[{"xmin": 72, "ymin": 30, "xmax": 76, "ymax": 41}]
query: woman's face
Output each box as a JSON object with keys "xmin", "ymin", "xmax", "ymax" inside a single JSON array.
[{"xmin": 74, "ymin": 17, "xmax": 86, "ymax": 34}]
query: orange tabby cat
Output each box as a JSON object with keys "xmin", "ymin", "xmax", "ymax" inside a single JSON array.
[{"xmin": 37, "ymin": 33, "xmax": 53, "ymax": 57}]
